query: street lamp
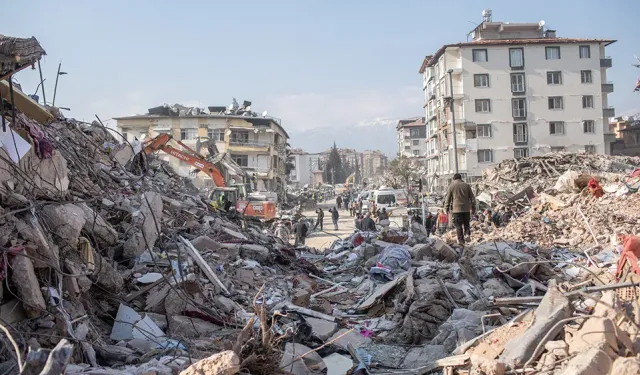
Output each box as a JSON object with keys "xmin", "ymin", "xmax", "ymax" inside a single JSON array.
[
  {"xmin": 447, "ymin": 69, "xmax": 459, "ymax": 174},
  {"xmin": 52, "ymin": 61, "xmax": 68, "ymax": 106}
]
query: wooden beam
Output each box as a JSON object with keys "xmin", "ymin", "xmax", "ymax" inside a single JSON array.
[{"xmin": 0, "ymin": 79, "xmax": 53, "ymax": 125}]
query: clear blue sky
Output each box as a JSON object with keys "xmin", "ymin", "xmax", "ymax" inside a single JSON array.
[{"xmin": 5, "ymin": 0, "xmax": 639, "ymax": 156}]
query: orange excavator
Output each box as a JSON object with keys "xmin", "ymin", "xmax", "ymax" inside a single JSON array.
[{"xmin": 143, "ymin": 133, "xmax": 276, "ymax": 220}]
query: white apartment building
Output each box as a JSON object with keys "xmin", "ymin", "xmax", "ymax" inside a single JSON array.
[
  {"xmin": 397, "ymin": 117, "xmax": 427, "ymax": 157},
  {"xmin": 289, "ymin": 150, "xmax": 322, "ymax": 187},
  {"xmin": 419, "ymin": 11, "xmax": 615, "ymax": 192}
]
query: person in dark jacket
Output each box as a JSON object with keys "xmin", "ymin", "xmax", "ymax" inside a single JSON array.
[
  {"xmin": 360, "ymin": 213, "xmax": 376, "ymax": 231},
  {"xmin": 424, "ymin": 212, "xmax": 433, "ymax": 237},
  {"xmin": 330, "ymin": 207, "xmax": 339, "ymax": 230},
  {"xmin": 293, "ymin": 219, "xmax": 308, "ymax": 246},
  {"xmin": 336, "ymin": 195, "xmax": 343, "ymax": 209},
  {"xmin": 313, "ymin": 208, "xmax": 324, "ymax": 231},
  {"xmin": 444, "ymin": 173, "xmax": 476, "ymax": 245}
]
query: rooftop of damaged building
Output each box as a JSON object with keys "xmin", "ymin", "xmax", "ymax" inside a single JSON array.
[
  {"xmin": 113, "ymin": 100, "xmax": 290, "ymax": 139},
  {"xmin": 0, "ymin": 35, "xmax": 46, "ymax": 79}
]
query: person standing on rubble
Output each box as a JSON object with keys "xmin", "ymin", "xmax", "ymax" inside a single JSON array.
[
  {"xmin": 336, "ymin": 195, "xmax": 343, "ymax": 209},
  {"xmin": 444, "ymin": 173, "xmax": 476, "ymax": 244},
  {"xmin": 361, "ymin": 213, "xmax": 376, "ymax": 231},
  {"xmin": 424, "ymin": 212, "xmax": 433, "ymax": 237},
  {"xmin": 330, "ymin": 207, "xmax": 339, "ymax": 230},
  {"xmin": 313, "ymin": 208, "xmax": 324, "ymax": 231},
  {"xmin": 293, "ymin": 218, "xmax": 308, "ymax": 246}
]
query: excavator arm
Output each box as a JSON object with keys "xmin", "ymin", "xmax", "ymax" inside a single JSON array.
[
  {"xmin": 143, "ymin": 133, "xmax": 225, "ymax": 187},
  {"xmin": 346, "ymin": 172, "xmax": 356, "ymax": 187}
]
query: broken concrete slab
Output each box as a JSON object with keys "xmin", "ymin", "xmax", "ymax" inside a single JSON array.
[
  {"xmin": 15, "ymin": 212, "xmax": 59, "ymax": 268},
  {"xmin": 169, "ymin": 315, "xmax": 221, "ymax": 338},
  {"xmin": 20, "ymin": 150, "xmax": 70, "ymax": 196},
  {"xmin": 123, "ymin": 192, "xmax": 163, "ymax": 259},
  {"xmin": 77, "ymin": 203, "xmax": 118, "ymax": 246},
  {"xmin": 93, "ymin": 253, "xmax": 124, "ymax": 292},
  {"xmin": 434, "ymin": 238, "xmax": 458, "ymax": 262},
  {"xmin": 236, "ymin": 244, "xmax": 270, "ymax": 263},
  {"xmin": 303, "ymin": 317, "xmax": 338, "ymax": 341},
  {"xmin": 360, "ymin": 343, "xmax": 407, "ymax": 368},
  {"xmin": 609, "ymin": 357, "xmax": 640, "ymax": 375},
  {"xmin": 214, "ymin": 295, "xmax": 236, "ymax": 314},
  {"xmin": 544, "ymin": 340, "xmax": 569, "ymax": 358},
  {"xmin": 431, "ymin": 309, "xmax": 485, "ymax": 353},
  {"xmin": 110, "ymin": 304, "xmax": 166, "ymax": 344},
  {"xmin": 323, "ymin": 353, "xmax": 353, "ymax": 375},
  {"xmin": 500, "ymin": 284, "xmax": 572, "ymax": 367},
  {"xmin": 328, "ymin": 329, "xmax": 371, "ymax": 350},
  {"xmin": 568, "ymin": 317, "xmax": 618, "ymax": 355},
  {"xmin": 112, "ymin": 144, "xmax": 134, "ymax": 167},
  {"xmin": 41, "ymin": 203, "xmax": 86, "ymax": 248},
  {"xmin": 469, "ymin": 354, "xmax": 506, "ymax": 375},
  {"xmin": 280, "ymin": 342, "xmax": 325, "ymax": 375},
  {"xmin": 559, "ymin": 346, "xmax": 616, "ymax": 375},
  {"xmin": 11, "ymin": 255, "xmax": 46, "ymax": 318},
  {"xmin": 179, "ymin": 350, "xmax": 240, "ymax": 375},
  {"xmin": 190, "ymin": 235, "xmax": 221, "ymax": 253},
  {"xmin": 402, "ymin": 345, "xmax": 448, "ymax": 368},
  {"xmin": 482, "ymin": 278, "xmax": 515, "ymax": 298}
]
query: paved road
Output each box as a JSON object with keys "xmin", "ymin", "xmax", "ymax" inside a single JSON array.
[{"xmin": 300, "ymin": 198, "xmax": 407, "ymax": 251}]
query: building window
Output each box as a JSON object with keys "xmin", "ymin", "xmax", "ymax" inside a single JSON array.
[
  {"xmin": 477, "ymin": 124, "xmax": 491, "ymax": 138},
  {"xmin": 514, "ymin": 148, "xmax": 529, "ymax": 159},
  {"xmin": 412, "ymin": 140, "xmax": 420, "ymax": 146},
  {"xmin": 582, "ymin": 95, "xmax": 594, "ymax": 108},
  {"xmin": 511, "ymin": 73, "xmax": 525, "ymax": 93},
  {"xmin": 472, "ymin": 49, "xmax": 488, "ymax": 62},
  {"xmin": 548, "ymin": 96, "xmax": 564, "ymax": 110},
  {"xmin": 404, "ymin": 145, "xmax": 410, "ymax": 150},
  {"xmin": 547, "ymin": 71, "xmax": 562, "ymax": 85},
  {"xmin": 474, "ymin": 74, "xmax": 490, "ymax": 88},
  {"xmin": 545, "ymin": 46, "xmax": 561, "ymax": 60},
  {"xmin": 410, "ymin": 128, "xmax": 421, "ymax": 137},
  {"xmin": 585, "ymin": 145, "xmax": 596, "ymax": 154},
  {"xmin": 579, "ymin": 45, "xmax": 591, "ymax": 59},
  {"xmin": 412, "ymin": 150, "xmax": 420, "ymax": 156},
  {"xmin": 551, "ymin": 146, "xmax": 565, "ymax": 152},
  {"xmin": 512, "ymin": 98, "xmax": 527, "ymax": 118},
  {"xmin": 509, "ymin": 48, "xmax": 524, "ymax": 68},
  {"xmin": 230, "ymin": 130, "xmax": 249, "ymax": 144},
  {"xmin": 478, "ymin": 149, "xmax": 493, "ymax": 163},
  {"xmin": 581, "ymin": 70, "xmax": 592, "ymax": 84},
  {"xmin": 231, "ymin": 154, "xmax": 248, "ymax": 167},
  {"xmin": 583, "ymin": 120, "xmax": 595, "ymax": 133},
  {"xmin": 180, "ymin": 128, "xmax": 198, "ymax": 140},
  {"xmin": 207, "ymin": 128, "xmax": 225, "ymax": 141},
  {"xmin": 466, "ymin": 130, "xmax": 477, "ymax": 139},
  {"xmin": 513, "ymin": 123, "xmax": 528, "ymax": 143},
  {"xmin": 550, "ymin": 121, "xmax": 565, "ymax": 135},
  {"xmin": 475, "ymin": 99, "xmax": 491, "ymax": 113}
]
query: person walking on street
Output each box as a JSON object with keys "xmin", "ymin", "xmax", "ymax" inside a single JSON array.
[
  {"xmin": 444, "ymin": 173, "xmax": 476, "ymax": 245},
  {"xmin": 313, "ymin": 208, "xmax": 324, "ymax": 231},
  {"xmin": 293, "ymin": 218, "xmax": 308, "ymax": 246},
  {"xmin": 424, "ymin": 212, "xmax": 433, "ymax": 237},
  {"xmin": 330, "ymin": 207, "xmax": 339, "ymax": 230},
  {"xmin": 436, "ymin": 209, "xmax": 449, "ymax": 235},
  {"xmin": 336, "ymin": 195, "xmax": 343, "ymax": 209}
]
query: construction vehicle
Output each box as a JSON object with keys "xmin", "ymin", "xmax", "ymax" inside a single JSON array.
[
  {"xmin": 345, "ymin": 172, "xmax": 355, "ymax": 189},
  {"xmin": 143, "ymin": 133, "xmax": 276, "ymax": 220}
]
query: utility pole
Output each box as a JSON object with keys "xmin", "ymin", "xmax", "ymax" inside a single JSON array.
[{"xmin": 448, "ymin": 69, "xmax": 459, "ymax": 175}]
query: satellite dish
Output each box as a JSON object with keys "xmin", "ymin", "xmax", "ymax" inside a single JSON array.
[
  {"xmin": 262, "ymin": 110, "xmax": 268, "ymax": 117},
  {"xmin": 539, "ymin": 20, "xmax": 545, "ymax": 27},
  {"xmin": 245, "ymin": 105, "xmax": 251, "ymax": 112}
]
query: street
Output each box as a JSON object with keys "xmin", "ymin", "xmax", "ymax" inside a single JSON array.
[{"xmin": 300, "ymin": 197, "xmax": 407, "ymax": 250}]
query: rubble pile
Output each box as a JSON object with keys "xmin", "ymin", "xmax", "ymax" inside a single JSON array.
[{"xmin": 477, "ymin": 152, "xmax": 640, "ymax": 196}]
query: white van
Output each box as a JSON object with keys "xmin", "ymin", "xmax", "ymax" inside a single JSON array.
[
  {"xmin": 373, "ymin": 189, "xmax": 397, "ymax": 209},
  {"xmin": 359, "ymin": 190, "xmax": 373, "ymax": 212}
]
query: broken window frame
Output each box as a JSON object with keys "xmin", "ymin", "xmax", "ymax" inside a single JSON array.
[
  {"xmin": 514, "ymin": 147, "xmax": 529, "ymax": 159},
  {"xmin": 180, "ymin": 128, "xmax": 198, "ymax": 141},
  {"xmin": 584, "ymin": 145, "xmax": 596, "ymax": 154},
  {"xmin": 513, "ymin": 123, "xmax": 528, "ymax": 143}
]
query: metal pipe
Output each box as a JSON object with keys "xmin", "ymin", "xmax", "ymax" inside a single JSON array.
[
  {"xmin": 447, "ymin": 70, "xmax": 459, "ymax": 174},
  {"xmin": 37, "ymin": 59, "xmax": 46, "ymax": 105},
  {"xmin": 52, "ymin": 61, "xmax": 61, "ymax": 106}
]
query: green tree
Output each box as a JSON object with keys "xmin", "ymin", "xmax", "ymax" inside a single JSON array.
[{"xmin": 323, "ymin": 142, "xmax": 344, "ymax": 184}]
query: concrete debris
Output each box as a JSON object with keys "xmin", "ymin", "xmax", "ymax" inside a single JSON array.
[
  {"xmin": 10, "ymin": 254, "xmax": 46, "ymax": 317},
  {"xmin": 41, "ymin": 203, "xmax": 86, "ymax": 248},
  {"xmin": 179, "ymin": 350, "xmax": 240, "ymax": 375}
]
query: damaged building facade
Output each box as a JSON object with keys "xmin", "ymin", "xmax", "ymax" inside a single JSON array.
[
  {"xmin": 419, "ymin": 10, "xmax": 616, "ymax": 192},
  {"xmin": 115, "ymin": 103, "xmax": 289, "ymax": 191},
  {"xmin": 396, "ymin": 117, "xmax": 427, "ymax": 157}
]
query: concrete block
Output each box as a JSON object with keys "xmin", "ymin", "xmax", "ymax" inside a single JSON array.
[
  {"xmin": 328, "ymin": 328, "xmax": 371, "ymax": 350},
  {"xmin": 169, "ymin": 316, "xmax": 221, "ymax": 338},
  {"xmin": 41, "ymin": 203, "xmax": 86, "ymax": 248},
  {"xmin": 304, "ymin": 317, "xmax": 338, "ymax": 341},
  {"xmin": 11, "ymin": 255, "xmax": 46, "ymax": 318},
  {"xmin": 179, "ymin": 350, "xmax": 240, "ymax": 375}
]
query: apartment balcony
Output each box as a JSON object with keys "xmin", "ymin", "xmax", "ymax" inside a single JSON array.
[
  {"xmin": 465, "ymin": 139, "xmax": 478, "ymax": 151},
  {"xmin": 603, "ymin": 107, "xmax": 616, "ymax": 118},
  {"xmin": 602, "ymin": 82, "xmax": 614, "ymax": 93},
  {"xmin": 228, "ymin": 140, "xmax": 271, "ymax": 152},
  {"xmin": 600, "ymin": 57, "xmax": 612, "ymax": 68}
]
